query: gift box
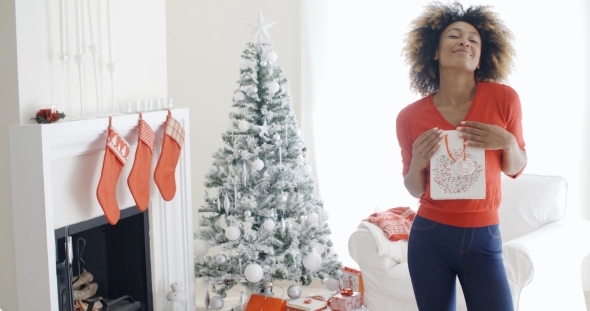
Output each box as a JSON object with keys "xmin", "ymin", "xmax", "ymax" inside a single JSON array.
[
  {"xmin": 341, "ymin": 267, "xmax": 364, "ymax": 303},
  {"xmin": 330, "ymin": 291, "xmax": 362, "ymax": 311},
  {"xmin": 245, "ymin": 294, "xmax": 287, "ymax": 311},
  {"xmin": 286, "ymin": 296, "xmax": 328, "ymax": 311}
]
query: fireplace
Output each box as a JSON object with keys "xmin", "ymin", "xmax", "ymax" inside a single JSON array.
[
  {"xmin": 55, "ymin": 206, "xmax": 152, "ymax": 310},
  {"xmin": 9, "ymin": 108, "xmax": 195, "ymax": 310}
]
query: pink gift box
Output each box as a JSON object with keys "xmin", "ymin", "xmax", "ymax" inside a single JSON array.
[{"xmin": 330, "ymin": 292, "xmax": 362, "ymax": 311}]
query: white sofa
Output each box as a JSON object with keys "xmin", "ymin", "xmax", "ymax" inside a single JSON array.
[{"xmin": 348, "ymin": 174, "xmax": 590, "ymax": 311}]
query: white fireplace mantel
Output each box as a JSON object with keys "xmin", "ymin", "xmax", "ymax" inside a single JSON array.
[{"xmin": 9, "ymin": 108, "xmax": 195, "ymax": 311}]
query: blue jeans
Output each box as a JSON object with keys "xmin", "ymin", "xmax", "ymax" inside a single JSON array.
[{"xmin": 407, "ymin": 215, "xmax": 514, "ymax": 311}]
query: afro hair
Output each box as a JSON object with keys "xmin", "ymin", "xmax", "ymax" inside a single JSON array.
[{"xmin": 402, "ymin": 1, "xmax": 515, "ymax": 96}]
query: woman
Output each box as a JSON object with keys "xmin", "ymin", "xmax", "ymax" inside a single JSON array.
[{"xmin": 396, "ymin": 2, "xmax": 527, "ymax": 311}]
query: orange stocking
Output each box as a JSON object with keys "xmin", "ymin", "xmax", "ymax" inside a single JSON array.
[
  {"xmin": 96, "ymin": 118, "xmax": 130, "ymax": 225},
  {"xmin": 154, "ymin": 110, "xmax": 185, "ymax": 201},
  {"xmin": 127, "ymin": 115, "xmax": 155, "ymax": 211}
]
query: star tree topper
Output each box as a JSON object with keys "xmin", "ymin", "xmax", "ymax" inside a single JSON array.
[
  {"xmin": 246, "ymin": 11, "xmax": 276, "ymax": 44},
  {"xmin": 257, "ymin": 119, "xmax": 269, "ymax": 138}
]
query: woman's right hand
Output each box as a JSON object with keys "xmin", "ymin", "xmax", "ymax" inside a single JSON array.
[{"xmin": 409, "ymin": 128, "xmax": 444, "ymax": 172}]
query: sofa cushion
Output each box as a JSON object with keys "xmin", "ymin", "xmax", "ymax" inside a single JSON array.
[{"xmin": 499, "ymin": 174, "xmax": 566, "ymax": 242}]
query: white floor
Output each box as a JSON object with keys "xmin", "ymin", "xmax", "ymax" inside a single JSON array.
[{"xmin": 196, "ymin": 282, "xmax": 590, "ymax": 311}]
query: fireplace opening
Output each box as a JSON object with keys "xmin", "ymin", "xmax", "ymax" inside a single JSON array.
[{"xmin": 55, "ymin": 207, "xmax": 153, "ymax": 311}]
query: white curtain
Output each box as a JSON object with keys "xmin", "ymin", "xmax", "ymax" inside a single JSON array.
[{"xmin": 301, "ymin": 0, "xmax": 589, "ymax": 269}]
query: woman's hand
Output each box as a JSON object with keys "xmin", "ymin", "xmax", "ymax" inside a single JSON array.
[
  {"xmin": 409, "ymin": 128, "xmax": 444, "ymax": 172},
  {"xmin": 456, "ymin": 121, "xmax": 517, "ymax": 151}
]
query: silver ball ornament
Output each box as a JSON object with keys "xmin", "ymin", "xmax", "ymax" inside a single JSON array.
[
  {"xmin": 209, "ymin": 296, "xmax": 224, "ymax": 310},
  {"xmin": 266, "ymin": 51, "xmax": 278, "ymax": 63},
  {"xmin": 209, "ymin": 165, "xmax": 219, "ymax": 175},
  {"xmin": 277, "ymin": 193, "xmax": 288, "ymax": 204},
  {"xmin": 273, "ymin": 133, "xmax": 281, "ymax": 141},
  {"xmin": 215, "ymin": 254, "xmax": 227, "ymax": 264},
  {"xmin": 238, "ymin": 119, "xmax": 249, "ymax": 131},
  {"xmin": 244, "ymin": 210, "xmax": 251, "ymax": 217},
  {"xmin": 260, "ymin": 60, "xmax": 268, "ymax": 66},
  {"xmin": 287, "ymin": 284, "xmax": 302, "ymax": 299},
  {"xmin": 327, "ymin": 240, "xmax": 334, "ymax": 247}
]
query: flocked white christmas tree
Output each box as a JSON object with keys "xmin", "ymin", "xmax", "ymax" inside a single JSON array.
[{"xmin": 194, "ymin": 12, "xmax": 341, "ymax": 306}]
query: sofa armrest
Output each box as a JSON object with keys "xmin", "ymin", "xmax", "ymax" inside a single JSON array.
[
  {"xmin": 502, "ymin": 217, "xmax": 590, "ymax": 311},
  {"xmin": 502, "ymin": 217, "xmax": 590, "ymax": 288},
  {"xmin": 349, "ymin": 227, "xmax": 402, "ymax": 273}
]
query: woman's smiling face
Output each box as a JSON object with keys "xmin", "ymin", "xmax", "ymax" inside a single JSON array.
[{"xmin": 434, "ymin": 21, "xmax": 482, "ymax": 73}]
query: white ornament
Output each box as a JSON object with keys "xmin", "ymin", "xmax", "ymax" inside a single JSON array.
[
  {"xmin": 225, "ymin": 226, "xmax": 241, "ymax": 241},
  {"xmin": 302, "ymin": 252, "xmax": 321, "ymax": 271},
  {"xmin": 238, "ymin": 119, "xmax": 249, "ymax": 131},
  {"xmin": 244, "ymin": 263, "xmax": 264, "ymax": 282},
  {"xmin": 216, "ymin": 253, "xmax": 227, "ymax": 264},
  {"xmin": 257, "ymin": 119, "xmax": 269, "ymax": 138},
  {"xmin": 268, "ymin": 81, "xmax": 280, "ymax": 93},
  {"xmin": 325, "ymin": 278, "xmax": 340, "ymax": 291},
  {"xmin": 209, "ymin": 165, "xmax": 219, "ymax": 175},
  {"xmin": 320, "ymin": 209, "xmax": 330, "ymax": 222},
  {"xmin": 246, "ymin": 11, "xmax": 276, "ymax": 44},
  {"xmin": 260, "ymin": 60, "xmax": 267, "ymax": 67},
  {"xmin": 224, "ymin": 194, "xmax": 230, "ymax": 213},
  {"xmin": 194, "ymin": 239, "xmax": 209, "ymax": 257},
  {"xmin": 266, "ymin": 51, "xmax": 278, "ymax": 63},
  {"xmin": 233, "ymin": 92, "xmax": 245, "ymax": 102},
  {"xmin": 244, "ymin": 210, "xmax": 251, "ymax": 217},
  {"xmin": 253, "ymin": 159, "xmax": 264, "ymax": 171},
  {"xmin": 266, "ymin": 111, "xmax": 274, "ymax": 121},
  {"xmin": 263, "ymin": 219, "xmax": 276, "ymax": 231},
  {"xmin": 287, "ymin": 284, "xmax": 301, "ymax": 299},
  {"xmin": 240, "ymin": 59, "xmax": 250, "ymax": 70},
  {"xmin": 301, "ymin": 164, "xmax": 312, "ymax": 176},
  {"xmin": 209, "ymin": 296, "xmax": 224, "ymax": 310},
  {"xmin": 307, "ymin": 212, "xmax": 318, "ymax": 224},
  {"xmin": 295, "ymin": 128, "xmax": 302, "ymax": 136},
  {"xmin": 273, "ymin": 133, "xmax": 280, "ymax": 141},
  {"xmin": 277, "ymin": 193, "xmax": 288, "ymax": 204}
]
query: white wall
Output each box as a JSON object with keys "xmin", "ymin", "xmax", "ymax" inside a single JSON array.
[
  {"xmin": 165, "ymin": 0, "xmax": 302, "ymax": 232},
  {"xmin": 1, "ymin": 0, "xmax": 168, "ymax": 309},
  {"xmin": 0, "ymin": 1, "xmax": 21, "ymax": 309}
]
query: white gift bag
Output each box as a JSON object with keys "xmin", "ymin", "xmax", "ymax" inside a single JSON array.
[{"xmin": 430, "ymin": 130, "xmax": 485, "ymax": 199}]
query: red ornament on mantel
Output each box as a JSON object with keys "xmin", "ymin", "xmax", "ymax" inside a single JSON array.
[{"xmin": 32, "ymin": 105, "xmax": 66, "ymax": 124}]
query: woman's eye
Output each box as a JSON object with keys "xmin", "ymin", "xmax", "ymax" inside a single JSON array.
[
  {"xmin": 469, "ymin": 40, "xmax": 479, "ymax": 44},
  {"xmin": 449, "ymin": 35, "xmax": 459, "ymax": 38}
]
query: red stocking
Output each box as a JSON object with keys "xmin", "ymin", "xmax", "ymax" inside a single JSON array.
[
  {"xmin": 96, "ymin": 117, "xmax": 130, "ymax": 225},
  {"xmin": 127, "ymin": 114, "xmax": 155, "ymax": 212},
  {"xmin": 154, "ymin": 110, "xmax": 185, "ymax": 201}
]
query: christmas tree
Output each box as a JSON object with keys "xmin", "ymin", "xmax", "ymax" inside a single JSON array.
[{"xmin": 194, "ymin": 12, "xmax": 341, "ymax": 304}]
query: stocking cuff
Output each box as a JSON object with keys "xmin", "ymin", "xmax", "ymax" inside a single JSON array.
[
  {"xmin": 107, "ymin": 127, "xmax": 130, "ymax": 164},
  {"xmin": 139, "ymin": 119, "xmax": 155, "ymax": 153},
  {"xmin": 165, "ymin": 116, "xmax": 185, "ymax": 147}
]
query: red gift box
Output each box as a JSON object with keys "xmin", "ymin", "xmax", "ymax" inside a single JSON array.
[
  {"xmin": 341, "ymin": 267, "xmax": 364, "ymax": 304},
  {"xmin": 330, "ymin": 291, "xmax": 362, "ymax": 311},
  {"xmin": 245, "ymin": 294, "xmax": 287, "ymax": 311}
]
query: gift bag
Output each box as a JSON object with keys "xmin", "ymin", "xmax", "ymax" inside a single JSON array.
[
  {"xmin": 341, "ymin": 267, "xmax": 364, "ymax": 304},
  {"xmin": 245, "ymin": 294, "xmax": 287, "ymax": 311},
  {"xmin": 430, "ymin": 130, "xmax": 486, "ymax": 199}
]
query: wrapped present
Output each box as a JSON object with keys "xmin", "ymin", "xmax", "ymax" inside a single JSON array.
[
  {"xmin": 286, "ymin": 296, "xmax": 328, "ymax": 311},
  {"xmin": 330, "ymin": 291, "xmax": 362, "ymax": 311},
  {"xmin": 245, "ymin": 294, "xmax": 286, "ymax": 311},
  {"xmin": 341, "ymin": 267, "xmax": 364, "ymax": 303}
]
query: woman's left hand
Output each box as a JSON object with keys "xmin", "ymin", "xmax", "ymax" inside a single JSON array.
[{"xmin": 456, "ymin": 121, "xmax": 517, "ymax": 150}]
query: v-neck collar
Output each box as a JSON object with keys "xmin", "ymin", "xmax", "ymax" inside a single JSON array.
[{"xmin": 428, "ymin": 82, "xmax": 482, "ymax": 128}]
